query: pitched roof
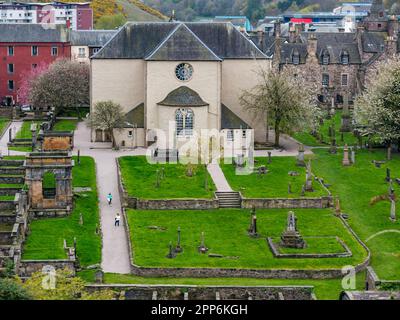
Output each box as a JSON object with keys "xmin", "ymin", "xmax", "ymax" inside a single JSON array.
[
  {"xmin": 0, "ymin": 24, "xmax": 68, "ymax": 43},
  {"xmin": 158, "ymin": 86, "xmax": 209, "ymax": 107},
  {"xmin": 146, "ymin": 24, "xmax": 221, "ymax": 61},
  {"xmin": 70, "ymin": 30, "xmax": 117, "ymax": 47},
  {"xmin": 280, "ymin": 42, "xmax": 308, "ymax": 64},
  {"xmin": 362, "ymin": 31, "xmax": 386, "ymax": 53},
  {"xmin": 221, "ymin": 104, "xmax": 251, "ymax": 129},
  {"xmin": 93, "ymin": 22, "xmax": 268, "ymax": 60},
  {"xmin": 123, "ymin": 103, "xmax": 144, "ymax": 128}
]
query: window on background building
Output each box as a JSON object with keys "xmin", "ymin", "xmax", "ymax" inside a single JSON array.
[
  {"xmin": 341, "ymin": 74, "xmax": 349, "ymax": 86},
  {"xmin": 322, "ymin": 52, "xmax": 330, "ymax": 65},
  {"xmin": 51, "ymin": 47, "xmax": 58, "ymax": 56},
  {"xmin": 8, "ymin": 46, "xmax": 14, "ymax": 56},
  {"xmin": 128, "ymin": 130, "xmax": 133, "ymax": 138},
  {"xmin": 31, "ymin": 46, "xmax": 38, "ymax": 56},
  {"xmin": 242, "ymin": 130, "xmax": 247, "ymax": 138},
  {"xmin": 322, "ymin": 74, "xmax": 330, "ymax": 87},
  {"xmin": 7, "ymin": 64, "xmax": 14, "ymax": 74},
  {"xmin": 32, "ymin": 64, "xmax": 38, "ymax": 69},
  {"xmin": 8, "ymin": 80, "xmax": 14, "ymax": 91},
  {"xmin": 341, "ymin": 52, "xmax": 349, "ymax": 65},
  {"xmin": 78, "ymin": 47, "xmax": 86, "ymax": 57},
  {"xmin": 92, "ymin": 48, "xmax": 100, "ymax": 54}
]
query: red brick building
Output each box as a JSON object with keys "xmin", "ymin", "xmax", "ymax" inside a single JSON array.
[{"xmin": 0, "ymin": 24, "xmax": 71, "ymax": 106}]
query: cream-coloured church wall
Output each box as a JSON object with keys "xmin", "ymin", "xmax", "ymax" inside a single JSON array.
[
  {"xmin": 145, "ymin": 61, "xmax": 221, "ymax": 134},
  {"xmin": 91, "ymin": 59, "xmax": 145, "ymax": 114},
  {"xmin": 221, "ymin": 59, "xmax": 271, "ymax": 143}
]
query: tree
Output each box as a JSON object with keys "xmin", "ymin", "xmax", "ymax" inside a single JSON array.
[
  {"xmin": 240, "ymin": 66, "xmax": 318, "ymax": 147},
  {"xmin": 88, "ymin": 101, "xmax": 126, "ymax": 147},
  {"xmin": 21, "ymin": 269, "xmax": 115, "ymax": 300},
  {"xmin": 95, "ymin": 13, "xmax": 127, "ymax": 29},
  {"xmin": 0, "ymin": 278, "xmax": 31, "ymax": 300},
  {"xmin": 17, "ymin": 62, "xmax": 49, "ymax": 106},
  {"xmin": 354, "ymin": 57, "xmax": 400, "ymax": 158},
  {"xmin": 29, "ymin": 59, "xmax": 90, "ymax": 115}
]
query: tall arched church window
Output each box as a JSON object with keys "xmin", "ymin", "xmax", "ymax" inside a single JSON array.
[{"xmin": 175, "ymin": 108, "xmax": 194, "ymax": 136}]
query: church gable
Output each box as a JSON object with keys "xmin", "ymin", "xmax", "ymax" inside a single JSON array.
[{"xmin": 146, "ymin": 24, "xmax": 221, "ymax": 61}]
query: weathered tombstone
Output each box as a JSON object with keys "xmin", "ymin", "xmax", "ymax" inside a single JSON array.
[
  {"xmin": 351, "ymin": 148, "xmax": 356, "ymax": 164},
  {"xmin": 248, "ymin": 207, "xmax": 258, "ymax": 238},
  {"xmin": 95, "ymin": 270, "xmax": 104, "ymax": 284},
  {"xmin": 335, "ymin": 198, "xmax": 341, "ymax": 217},
  {"xmin": 386, "ymin": 168, "xmax": 391, "ymax": 183},
  {"xmin": 79, "ymin": 213, "xmax": 83, "ymax": 225},
  {"xmin": 296, "ymin": 144, "xmax": 306, "ymax": 167},
  {"xmin": 342, "ymin": 144, "xmax": 351, "ymax": 166},
  {"xmin": 329, "ymin": 139, "xmax": 337, "ymax": 154},
  {"xmin": 280, "ymin": 211, "xmax": 306, "ymax": 249},
  {"xmin": 198, "ymin": 232, "xmax": 208, "ymax": 254},
  {"xmin": 390, "ymin": 200, "xmax": 396, "ymax": 222},
  {"xmin": 267, "ymin": 151, "xmax": 272, "ymax": 164},
  {"xmin": 166, "ymin": 241, "xmax": 176, "ymax": 259},
  {"xmin": 305, "ymin": 160, "xmax": 314, "ymax": 192},
  {"xmin": 388, "ymin": 180, "xmax": 395, "ymax": 201},
  {"xmin": 175, "ymin": 226, "xmax": 183, "ymax": 253}
]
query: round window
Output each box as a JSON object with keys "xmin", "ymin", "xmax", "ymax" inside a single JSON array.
[{"xmin": 175, "ymin": 63, "xmax": 193, "ymax": 81}]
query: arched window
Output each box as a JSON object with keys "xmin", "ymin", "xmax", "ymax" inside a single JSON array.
[{"xmin": 175, "ymin": 108, "xmax": 194, "ymax": 136}]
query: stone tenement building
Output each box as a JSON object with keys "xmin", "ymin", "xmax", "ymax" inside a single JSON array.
[{"xmin": 250, "ymin": 0, "xmax": 400, "ymax": 107}]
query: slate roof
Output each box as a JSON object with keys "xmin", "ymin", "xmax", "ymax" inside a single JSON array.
[
  {"xmin": 362, "ymin": 31, "xmax": 386, "ymax": 53},
  {"xmin": 70, "ymin": 30, "xmax": 117, "ymax": 47},
  {"xmin": 122, "ymin": 103, "xmax": 144, "ymax": 128},
  {"xmin": 0, "ymin": 24, "xmax": 68, "ymax": 42},
  {"xmin": 158, "ymin": 86, "xmax": 209, "ymax": 107},
  {"xmin": 93, "ymin": 22, "xmax": 268, "ymax": 60},
  {"xmin": 147, "ymin": 24, "xmax": 221, "ymax": 61},
  {"xmin": 280, "ymin": 42, "xmax": 308, "ymax": 64},
  {"xmin": 221, "ymin": 104, "xmax": 251, "ymax": 129}
]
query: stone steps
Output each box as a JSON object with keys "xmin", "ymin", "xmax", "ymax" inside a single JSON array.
[{"xmin": 215, "ymin": 192, "xmax": 241, "ymax": 208}]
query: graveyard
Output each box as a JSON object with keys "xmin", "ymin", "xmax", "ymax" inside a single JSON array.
[{"xmin": 126, "ymin": 208, "xmax": 367, "ymax": 269}]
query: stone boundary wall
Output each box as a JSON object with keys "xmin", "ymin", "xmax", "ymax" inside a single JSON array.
[
  {"xmin": 0, "ymin": 188, "xmax": 22, "ymax": 196},
  {"xmin": 366, "ymin": 266, "xmax": 400, "ymax": 291},
  {"xmin": 0, "ymin": 107, "xmax": 13, "ymax": 119},
  {"xmin": 241, "ymin": 196, "xmax": 333, "ymax": 209},
  {"xmin": 18, "ymin": 260, "xmax": 76, "ymax": 278},
  {"xmin": 0, "ymin": 200, "xmax": 15, "ymax": 210},
  {"xmin": 116, "ymin": 158, "xmax": 218, "ymax": 210},
  {"xmin": 86, "ymin": 284, "xmax": 315, "ymax": 300}
]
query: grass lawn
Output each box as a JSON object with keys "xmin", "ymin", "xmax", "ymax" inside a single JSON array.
[
  {"xmin": 15, "ymin": 121, "xmax": 41, "ymax": 139},
  {"xmin": 53, "ymin": 119, "xmax": 79, "ymax": 131},
  {"xmin": 312, "ymin": 149, "xmax": 400, "ymax": 280},
  {"xmin": 22, "ymin": 156, "xmax": 101, "ymax": 267},
  {"xmin": 119, "ymin": 156, "xmax": 215, "ymax": 199},
  {"xmin": 293, "ymin": 111, "xmax": 359, "ymax": 147},
  {"xmin": 0, "ymin": 117, "xmax": 10, "ymax": 134},
  {"xmin": 88, "ymin": 271, "xmax": 366, "ymax": 301},
  {"xmin": 127, "ymin": 208, "xmax": 367, "ymax": 270},
  {"xmin": 220, "ymin": 157, "xmax": 327, "ymax": 198}
]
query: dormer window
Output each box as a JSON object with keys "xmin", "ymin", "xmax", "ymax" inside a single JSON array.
[
  {"xmin": 322, "ymin": 51, "xmax": 330, "ymax": 65},
  {"xmin": 292, "ymin": 51, "xmax": 300, "ymax": 65},
  {"xmin": 341, "ymin": 52, "xmax": 349, "ymax": 65}
]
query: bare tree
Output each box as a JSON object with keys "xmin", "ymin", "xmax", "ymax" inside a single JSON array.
[
  {"xmin": 240, "ymin": 65, "xmax": 318, "ymax": 147},
  {"xmin": 88, "ymin": 101, "xmax": 126, "ymax": 147}
]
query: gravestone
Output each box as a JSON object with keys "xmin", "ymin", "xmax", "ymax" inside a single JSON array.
[
  {"xmin": 296, "ymin": 144, "xmax": 306, "ymax": 167},
  {"xmin": 95, "ymin": 270, "xmax": 104, "ymax": 284},
  {"xmin": 248, "ymin": 207, "xmax": 258, "ymax": 238},
  {"xmin": 288, "ymin": 182, "xmax": 292, "ymax": 194},
  {"xmin": 390, "ymin": 200, "xmax": 396, "ymax": 222},
  {"xmin": 267, "ymin": 152, "xmax": 272, "ymax": 164},
  {"xmin": 166, "ymin": 241, "xmax": 176, "ymax": 259},
  {"xmin": 335, "ymin": 198, "xmax": 341, "ymax": 217},
  {"xmin": 386, "ymin": 168, "xmax": 391, "ymax": 183},
  {"xmin": 305, "ymin": 160, "xmax": 314, "ymax": 192},
  {"xmin": 280, "ymin": 211, "xmax": 306, "ymax": 249},
  {"xmin": 175, "ymin": 227, "xmax": 183, "ymax": 253},
  {"xmin": 198, "ymin": 232, "xmax": 208, "ymax": 254},
  {"xmin": 342, "ymin": 144, "xmax": 351, "ymax": 166}
]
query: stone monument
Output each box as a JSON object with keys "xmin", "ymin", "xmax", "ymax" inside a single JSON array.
[
  {"xmin": 280, "ymin": 211, "xmax": 306, "ymax": 249},
  {"xmin": 342, "ymin": 144, "xmax": 351, "ymax": 166},
  {"xmin": 296, "ymin": 144, "xmax": 306, "ymax": 167}
]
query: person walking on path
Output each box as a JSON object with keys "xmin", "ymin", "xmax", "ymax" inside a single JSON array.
[
  {"xmin": 115, "ymin": 213, "xmax": 121, "ymax": 227},
  {"xmin": 107, "ymin": 193, "xmax": 113, "ymax": 205}
]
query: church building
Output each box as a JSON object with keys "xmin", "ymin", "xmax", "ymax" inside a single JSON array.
[{"xmin": 90, "ymin": 22, "xmax": 271, "ymax": 149}]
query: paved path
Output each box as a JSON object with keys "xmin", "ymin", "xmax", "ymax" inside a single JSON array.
[
  {"xmin": 73, "ymin": 122, "xmax": 147, "ymax": 274},
  {"xmin": 207, "ymin": 163, "xmax": 232, "ymax": 192},
  {"xmin": 0, "ymin": 120, "xmax": 25, "ymax": 156}
]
